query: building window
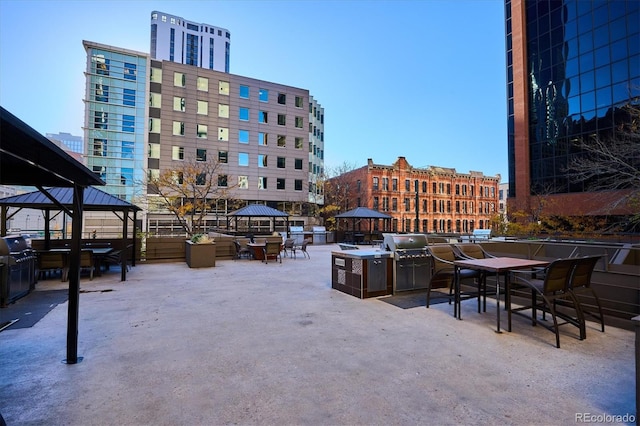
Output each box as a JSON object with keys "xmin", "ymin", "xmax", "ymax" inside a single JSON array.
[
  {"xmin": 124, "ymin": 63, "xmax": 136, "ymax": 80},
  {"xmin": 259, "ymin": 88, "xmax": 268, "ymax": 102},
  {"xmin": 218, "ymin": 127, "xmax": 228, "ymax": 141},
  {"xmin": 258, "ymin": 132, "xmax": 268, "ymax": 145},
  {"xmin": 258, "ymin": 177, "xmax": 267, "ymax": 190},
  {"xmin": 277, "ymin": 93, "xmax": 286, "ymax": 104},
  {"xmin": 197, "ymin": 77, "xmax": 208, "ymax": 92},
  {"xmin": 93, "ymin": 139, "xmax": 107, "ymax": 157},
  {"xmin": 173, "ymin": 121, "xmax": 185, "ymax": 136},
  {"xmin": 196, "ymin": 149, "xmax": 207, "ymax": 161},
  {"xmin": 121, "ymin": 168, "xmax": 133, "ymax": 185},
  {"xmin": 258, "ymin": 154, "xmax": 267, "ymax": 167},
  {"xmin": 174, "ymin": 72, "xmax": 185, "ymax": 87},
  {"xmin": 149, "ymin": 93, "xmax": 161, "ymax": 108},
  {"xmin": 150, "ymin": 67, "xmax": 162, "ymax": 83},
  {"xmin": 197, "ymin": 124, "xmax": 208, "ymax": 138},
  {"xmin": 239, "ymin": 129, "xmax": 249, "ymax": 144},
  {"xmin": 218, "ymin": 151, "xmax": 228, "ymax": 163},
  {"xmin": 94, "ymin": 55, "xmax": 109, "ymax": 75},
  {"xmin": 123, "ymin": 89, "xmax": 135, "ymax": 106},
  {"xmin": 295, "ymin": 117, "xmax": 303, "ymax": 128},
  {"xmin": 294, "ymin": 158, "xmax": 303, "ymax": 170},
  {"xmin": 277, "ymin": 157, "xmax": 285, "ymax": 168},
  {"xmin": 238, "ymin": 152, "xmax": 249, "ymax": 166},
  {"xmin": 149, "ymin": 117, "xmax": 160, "ymax": 133},
  {"xmin": 218, "ymin": 175, "xmax": 228, "ymax": 187},
  {"xmin": 219, "ymin": 81, "xmax": 229, "ymax": 96},
  {"xmin": 173, "ymin": 97, "xmax": 186, "ymax": 112},
  {"xmin": 295, "ymin": 179, "xmax": 302, "ymax": 191},
  {"xmin": 404, "ymin": 198, "xmax": 410, "ymax": 212},
  {"xmin": 238, "ymin": 176, "xmax": 248, "ymax": 189},
  {"xmin": 94, "ymin": 111, "xmax": 107, "ymax": 129},
  {"xmin": 218, "ymin": 104, "xmax": 229, "ymax": 118},
  {"xmin": 382, "ymin": 178, "xmax": 389, "ymax": 191},
  {"xmin": 197, "ymin": 100, "xmax": 208, "ymax": 115},
  {"xmin": 148, "ymin": 143, "xmax": 160, "ymax": 159},
  {"xmin": 239, "ymin": 107, "xmax": 249, "ymax": 121},
  {"xmin": 239, "ymin": 85, "xmax": 249, "ymax": 98},
  {"xmin": 392, "ymin": 178, "xmax": 398, "ymax": 191},
  {"xmin": 372, "ymin": 177, "xmax": 379, "ymax": 190},
  {"xmin": 392, "ymin": 198, "xmax": 398, "ymax": 211},
  {"xmin": 277, "ymin": 178, "xmax": 285, "ymax": 190},
  {"xmin": 259, "ymin": 111, "xmax": 268, "ymax": 123},
  {"xmin": 172, "ymin": 146, "xmax": 184, "ymax": 160},
  {"xmin": 295, "ymin": 96, "xmax": 303, "ymax": 108},
  {"xmin": 95, "ymin": 83, "xmax": 108, "ymax": 102},
  {"xmin": 122, "ymin": 115, "xmax": 135, "ymax": 132},
  {"xmin": 277, "ymin": 135, "xmax": 286, "ymax": 147},
  {"xmin": 277, "ymin": 114, "xmax": 286, "ymax": 126},
  {"xmin": 295, "ymin": 137, "xmax": 303, "ymax": 149}
]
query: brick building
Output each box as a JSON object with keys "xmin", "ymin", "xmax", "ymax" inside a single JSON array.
[{"xmin": 330, "ymin": 157, "xmax": 501, "ymax": 235}]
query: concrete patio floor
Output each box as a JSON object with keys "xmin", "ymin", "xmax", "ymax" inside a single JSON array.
[{"xmin": 0, "ymin": 243, "xmax": 636, "ymax": 425}]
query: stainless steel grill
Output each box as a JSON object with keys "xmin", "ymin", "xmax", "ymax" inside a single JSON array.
[
  {"xmin": 383, "ymin": 233, "xmax": 431, "ymax": 292},
  {"xmin": 0, "ymin": 235, "xmax": 37, "ymax": 307}
]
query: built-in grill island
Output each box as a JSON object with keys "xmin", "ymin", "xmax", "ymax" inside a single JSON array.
[
  {"xmin": 383, "ymin": 233, "xmax": 432, "ymax": 293},
  {"xmin": 331, "ymin": 249, "xmax": 393, "ymax": 299},
  {"xmin": 0, "ymin": 235, "xmax": 38, "ymax": 307}
]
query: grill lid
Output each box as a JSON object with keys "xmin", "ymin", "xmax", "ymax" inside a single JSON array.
[
  {"xmin": 0, "ymin": 235, "xmax": 31, "ymax": 256},
  {"xmin": 383, "ymin": 233, "xmax": 428, "ymax": 251}
]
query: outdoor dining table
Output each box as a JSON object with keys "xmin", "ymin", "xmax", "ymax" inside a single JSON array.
[
  {"xmin": 453, "ymin": 257, "xmax": 550, "ymax": 333},
  {"xmin": 247, "ymin": 243, "xmax": 266, "ymax": 260}
]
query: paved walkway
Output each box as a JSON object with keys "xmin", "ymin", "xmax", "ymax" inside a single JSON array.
[{"xmin": 0, "ymin": 244, "xmax": 636, "ymax": 425}]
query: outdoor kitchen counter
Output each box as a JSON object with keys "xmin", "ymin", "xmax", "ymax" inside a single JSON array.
[{"xmin": 331, "ymin": 250, "xmax": 393, "ymax": 299}]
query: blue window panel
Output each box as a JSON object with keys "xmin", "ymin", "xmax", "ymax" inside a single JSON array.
[
  {"xmin": 122, "ymin": 115, "xmax": 135, "ymax": 133},
  {"xmin": 123, "ymin": 89, "xmax": 135, "ymax": 106}
]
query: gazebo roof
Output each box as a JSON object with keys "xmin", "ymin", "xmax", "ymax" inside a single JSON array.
[
  {"xmin": 228, "ymin": 204, "xmax": 288, "ymax": 217},
  {"xmin": 335, "ymin": 207, "xmax": 392, "ymax": 219},
  {"xmin": 0, "ymin": 186, "xmax": 141, "ymax": 212},
  {"xmin": 0, "ymin": 106, "xmax": 104, "ymax": 188}
]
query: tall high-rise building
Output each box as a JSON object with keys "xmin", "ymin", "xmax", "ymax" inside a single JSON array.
[
  {"xmin": 506, "ymin": 0, "xmax": 639, "ymax": 223},
  {"xmin": 83, "ymin": 41, "xmax": 149, "ymax": 203},
  {"xmin": 150, "ymin": 11, "xmax": 230, "ymax": 73}
]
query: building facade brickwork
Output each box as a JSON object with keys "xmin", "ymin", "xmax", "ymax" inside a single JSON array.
[{"xmin": 332, "ymin": 157, "xmax": 500, "ymax": 234}]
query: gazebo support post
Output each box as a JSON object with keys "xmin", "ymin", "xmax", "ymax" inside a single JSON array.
[
  {"xmin": 65, "ymin": 185, "xmax": 84, "ymax": 364},
  {"xmin": 121, "ymin": 210, "xmax": 128, "ymax": 282}
]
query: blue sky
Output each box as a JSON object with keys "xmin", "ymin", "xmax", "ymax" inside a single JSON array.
[{"xmin": 0, "ymin": 0, "xmax": 507, "ymax": 180}]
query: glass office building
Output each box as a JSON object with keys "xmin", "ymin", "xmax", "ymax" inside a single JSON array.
[
  {"xmin": 506, "ymin": 0, "xmax": 639, "ymax": 217},
  {"xmin": 83, "ymin": 41, "xmax": 148, "ymax": 203}
]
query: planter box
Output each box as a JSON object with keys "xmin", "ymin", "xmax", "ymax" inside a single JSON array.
[{"xmin": 185, "ymin": 241, "xmax": 216, "ymax": 268}]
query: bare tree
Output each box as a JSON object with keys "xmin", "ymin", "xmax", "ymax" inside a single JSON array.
[
  {"xmin": 319, "ymin": 161, "xmax": 361, "ymax": 230},
  {"xmin": 564, "ymin": 102, "xmax": 640, "ymax": 229},
  {"xmin": 147, "ymin": 157, "xmax": 234, "ymax": 236}
]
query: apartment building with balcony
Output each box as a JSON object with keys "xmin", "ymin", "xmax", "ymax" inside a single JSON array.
[{"xmin": 330, "ymin": 157, "xmax": 500, "ymax": 234}]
